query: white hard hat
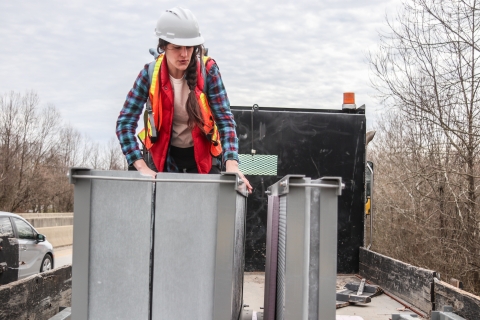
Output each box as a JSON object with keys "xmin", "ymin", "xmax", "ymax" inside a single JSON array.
[{"xmin": 155, "ymin": 6, "xmax": 204, "ymax": 46}]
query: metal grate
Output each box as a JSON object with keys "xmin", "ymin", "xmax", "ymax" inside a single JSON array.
[
  {"xmin": 276, "ymin": 196, "xmax": 287, "ymax": 320},
  {"xmin": 238, "ymin": 154, "xmax": 278, "ymax": 176}
]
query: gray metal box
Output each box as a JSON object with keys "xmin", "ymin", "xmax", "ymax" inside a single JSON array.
[
  {"xmin": 70, "ymin": 169, "xmax": 248, "ymax": 320},
  {"xmin": 263, "ymin": 175, "xmax": 342, "ymax": 320}
]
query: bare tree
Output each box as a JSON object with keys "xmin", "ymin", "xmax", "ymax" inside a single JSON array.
[
  {"xmin": 0, "ymin": 91, "xmax": 129, "ymax": 213},
  {"xmin": 370, "ymin": 0, "xmax": 480, "ymax": 294},
  {"xmin": 104, "ymin": 137, "xmax": 127, "ymax": 170},
  {"xmin": 0, "ymin": 92, "xmax": 20, "ymax": 196}
]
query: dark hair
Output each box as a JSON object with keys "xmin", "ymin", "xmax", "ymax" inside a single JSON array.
[{"xmin": 158, "ymin": 39, "xmax": 205, "ymax": 132}]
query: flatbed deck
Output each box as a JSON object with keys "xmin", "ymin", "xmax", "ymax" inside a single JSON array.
[{"xmin": 243, "ymin": 273, "xmax": 425, "ymax": 320}]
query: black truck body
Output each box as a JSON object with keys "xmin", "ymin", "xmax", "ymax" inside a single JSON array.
[{"xmin": 231, "ymin": 106, "xmax": 366, "ymax": 273}]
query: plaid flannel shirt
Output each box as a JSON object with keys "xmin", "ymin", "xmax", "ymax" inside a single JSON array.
[{"xmin": 116, "ymin": 59, "xmax": 239, "ymax": 172}]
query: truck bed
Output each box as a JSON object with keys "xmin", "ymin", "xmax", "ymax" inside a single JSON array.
[{"xmin": 243, "ymin": 273, "xmax": 425, "ymax": 320}]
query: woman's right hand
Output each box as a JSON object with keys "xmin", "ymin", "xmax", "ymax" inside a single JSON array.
[{"xmin": 133, "ymin": 159, "xmax": 157, "ymax": 179}]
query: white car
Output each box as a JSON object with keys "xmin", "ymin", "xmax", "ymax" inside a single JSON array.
[{"xmin": 0, "ymin": 211, "xmax": 54, "ymax": 282}]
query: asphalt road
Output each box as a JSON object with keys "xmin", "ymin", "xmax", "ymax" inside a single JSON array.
[{"xmin": 53, "ymin": 245, "xmax": 72, "ymax": 268}]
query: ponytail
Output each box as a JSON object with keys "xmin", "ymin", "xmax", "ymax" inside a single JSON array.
[{"xmin": 184, "ymin": 45, "xmax": 205, "ymax": 130}]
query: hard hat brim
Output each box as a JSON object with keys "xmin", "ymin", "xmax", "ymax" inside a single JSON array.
[{"xmin": 158, "ymin": 34, "xmax": 205, "ymax": 46}]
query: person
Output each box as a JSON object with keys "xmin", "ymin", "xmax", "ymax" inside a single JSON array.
[{"xmin": 116, "ymin": 6, "xmax": 252, "ymax": 193}]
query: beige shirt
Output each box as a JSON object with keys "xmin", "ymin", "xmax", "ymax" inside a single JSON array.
[{"xmin": 169, "ymin": 75, "xmax": 193, "ymax": 148}]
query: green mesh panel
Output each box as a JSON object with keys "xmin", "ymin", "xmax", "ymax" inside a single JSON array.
[{"xmin": 238, "ymin": 154, "xmax": 278, "ymax": 176}]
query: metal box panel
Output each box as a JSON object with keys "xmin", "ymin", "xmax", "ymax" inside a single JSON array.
[
  {"xmin": 152, "ymin": 174, "xmax": 219, "ymax": 319},
  {"xmin": 71, "ymin": 170, "xmax": 152, "ymax": 320},
  {"xmin": 150, "ymin": 173, "xmax": 246, "ymax": 320},
  {"xmin": 70, "ymin": 170, "xmax": 247, "ymax": 320},
  {"xmin": 264, "ymin": 176, "xmax": 340, "ymax": 320}
]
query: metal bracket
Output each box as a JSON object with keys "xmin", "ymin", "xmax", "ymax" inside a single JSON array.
[
  {"xmin": 336, "ymin": 292, "xmax": 371, "ymax": 304},
  {"xmin": 431, "ymin": 306, "xmax": 466, "ymax": 320},
  {"xmin": 318, "ymin": 176, "xmax": 345, "ymax": 196},
  {"xmin": 267, "ymin": 175, "xmax": 306, "ymax": 196},
  {"xmin": 221, "ymin": 172, "xmax": 248, "ymax": 196},
  {"xmin": 336, "ymin": 281, "xmax": 379, "ymax": 304},
  {"xmin": 344, "ymin": 282, "xmax": 379, "ymax": 294},
  {"xmin": 392, "ymin": 315, "xmax": 419, "ymax": 320},
  {"xmin": 357, "ymin": 279, "xmax": 366, "ymax": 295},
  {"xmin": 267, "ymin": 175, "xmax": 345, "ymax": 196},
  {"xmin": 68, "ymin": 167, "xmax": 91, "ymax": 184}
]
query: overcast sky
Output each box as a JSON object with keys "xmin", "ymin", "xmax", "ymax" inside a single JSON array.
[{"xmin": 0, "ymin": 0, "xmax": 402, "ymax": 145}]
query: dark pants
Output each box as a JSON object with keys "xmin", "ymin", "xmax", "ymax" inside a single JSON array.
[
  {"xmin": 170, "ymin": 146, "xmax": 221, "ymax": 174},
  {"xmin": 181, "ymin": 165, "xmax": 221, "ymax": 174},
  {"xmin": 129, "ymin": 146, "xmax": 220, "ymax": 174}
]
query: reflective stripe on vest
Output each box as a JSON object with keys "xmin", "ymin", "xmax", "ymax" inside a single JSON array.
[{"xmin": 138, "ymin": 54, "xmax": 222, "ymax": 157}]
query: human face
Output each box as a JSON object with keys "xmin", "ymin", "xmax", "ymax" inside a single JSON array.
[{"xmin": 164, "ymin": 44, "xmax": 195, "ymax": 79}]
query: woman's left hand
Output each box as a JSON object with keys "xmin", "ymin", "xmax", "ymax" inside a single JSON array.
[{"xmin": 225, "ymin": 160, "xmax": 253, "ymax": 194}]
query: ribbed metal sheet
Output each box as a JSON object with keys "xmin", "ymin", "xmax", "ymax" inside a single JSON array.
[
  {"xmin": 276, "ymin": 196, "xmax": 287, "ymax": 320},
  {"xmin": 264, "ymin": 195, "xmax": 280, "ymax": 320},
  {"xmin": 238, "ymin": 154, "xmax": 277, "ymax": 176}
]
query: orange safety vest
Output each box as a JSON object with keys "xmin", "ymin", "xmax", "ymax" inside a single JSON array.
[{"xmin": 138, "ymin": 54, "xmax": 222, "ymax": 173}]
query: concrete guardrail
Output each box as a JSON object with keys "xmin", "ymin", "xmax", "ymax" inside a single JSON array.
[
  {"xmin": 37, "ymin": 226, "xmax": 73, "ymax": 248},
  {"xmin": 17, "ymin": 213, "xmax": 74, "ymax": 248},
  {"xmin": 26, "ymin": 216, "xmax": 74, "ymax": 228},
  {"xmin": 19, "ymin": 212, "xmax": 73, "ymax": 219}
]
